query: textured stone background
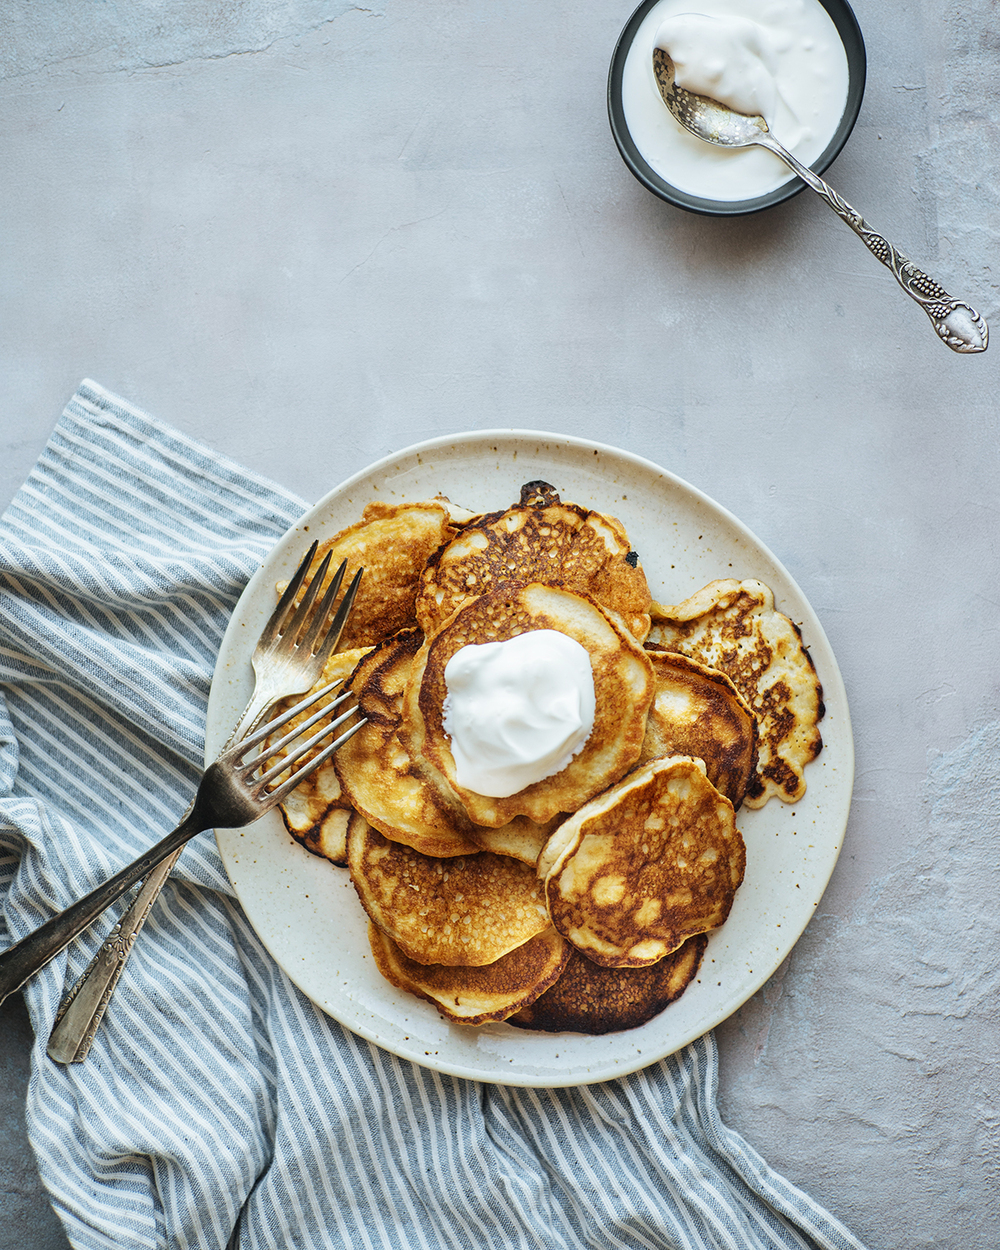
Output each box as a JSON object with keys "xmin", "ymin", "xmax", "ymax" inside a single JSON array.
[{"xmin": 1, "ymin": 1, "xmax": 998, "ymax": 1247}]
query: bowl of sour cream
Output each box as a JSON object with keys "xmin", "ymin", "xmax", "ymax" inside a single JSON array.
[{"xmin": 608, "ymin": 0, "xmax": 866, "ymax": 215}]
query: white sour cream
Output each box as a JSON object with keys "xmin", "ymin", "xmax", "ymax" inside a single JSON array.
[
  {"xmin": 620, "ymin": 0, "xmax": 850, "ymax": 202},
  {"xmin": 657, "ymin": 14, "xmax": 779, "ymax": 118},
  {"xmin": 442, "ymin": 630, "xmax": 596, "ymax": 798}
]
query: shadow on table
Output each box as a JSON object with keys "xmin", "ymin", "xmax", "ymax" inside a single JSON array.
[{"xmin": 0, "ymin": 993, "xmax": 72, "ymax": 1249}]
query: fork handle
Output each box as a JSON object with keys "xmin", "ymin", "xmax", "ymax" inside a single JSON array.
[
  {"xmin": 46, "ymin": 849, "xmax": 183, "ymax": 1062},
  {"xmin": 230, "ymin": 687, "xmax": 277, "ymax": 743},
  {"xmin": 45, "ymin": 696, "xmax": 277, "ymax": 1061},
  {"xmin": 0, "ymin": 804, "xmax": 207, "ymax": 1009},
  {"xmin": 756, "ymin": 133, "xmax": 988, "ymax": 354}
]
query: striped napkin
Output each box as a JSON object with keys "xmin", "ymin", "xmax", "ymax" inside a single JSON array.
[{"xmin": 0, "ymin": 382, "xmax": 868, "ymax": 1250}]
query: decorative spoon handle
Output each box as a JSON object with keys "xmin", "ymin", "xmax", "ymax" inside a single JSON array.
[{"xmin": 757, "ymin": 133, "xmax": 988, "ymax": 354}]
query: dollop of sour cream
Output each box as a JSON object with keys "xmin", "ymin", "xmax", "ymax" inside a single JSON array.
[
  {"xmin": 655, "ymin": 13, "xmax": 779, "ymax": 119},
  {"xmin": 619, "ymin": 0, "xmax": 850, "ymax": 202},
  {"xmin": 442, "ymin": 630, "xmax": 596, "ymax": 798}
]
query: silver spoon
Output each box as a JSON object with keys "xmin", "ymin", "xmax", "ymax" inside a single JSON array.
[{"xmin": 652, "ymin": 48, "xmax": 988, "ymax": 354}]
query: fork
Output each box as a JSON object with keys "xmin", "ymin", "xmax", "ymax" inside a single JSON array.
[
  {"xmin": 230, "ymin": 540, "xmax": 361, "ymax": 741},
  {"xmin": 0, "ymin": 680, "xmax": 365, "ymax": 1010},
  {"xmin": 45, "ymin": 542, "xmax": 361, "ymax": 1062}
]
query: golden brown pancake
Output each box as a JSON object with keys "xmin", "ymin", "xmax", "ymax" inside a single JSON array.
[
  {"xmin": 647, "ymin": 579, "xmax": 824, "ymax": 806},
  {"xmin": 347, "ymin": 818, "xmax": 550, "ymax": 966},
  {"xmin": 508, "ymin": 933, "xmax": 707, "ymax": 1034},
  {"xmin": 416, "ymin": 482, "xmax": 652, "ymax": 642},
  {"xmin": 466, "ymin": 813, "xmax": 566, "ymax": 866},
  {"xmin": 367, "ymin": 923, "xmax": 570, "ymax": 1026},
  {"xmin": 540, "ymin": 755, "xmax": 745, "ymax": 968},
  {"xmin": 281, "ymin": 787, "xmax": 352, "ymax": 864},
  {"xmin": 273, "ymin": 647, "xmax": 371, "ymax": 863},
  {"xmin": 639, "ymin": 649, "xmax": 758, "ymax": 809},
  {"xmin": 401, "ymin": 582, "xmax": 655, "ymax": 827},
  {"xmin": 279, "ymin": 500, "xmax": 457, "ymax": 650},
  {"xmin": 334, "ymin": 630, "xmax": 481, "ymax": 858}
]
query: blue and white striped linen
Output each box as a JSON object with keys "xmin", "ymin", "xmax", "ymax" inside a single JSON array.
[{"xmin": 0, "ymin": 382, "xmax": 869, "ymax": 1250}]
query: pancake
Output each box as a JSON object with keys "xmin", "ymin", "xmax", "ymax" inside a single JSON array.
[
  {"xmin": 281, "ymin": 786, "xmax": 352, "ymax": 865},
  {"xmin": 540, "ymin": 755, "xmax": 745, "ymax": 968},
  {"xmin": 647, "ymin": 579, "xmax": 824, "ymax": 806},
  {"xmin": 508, "ymin": 933, "xmax": 707, "ymax": 1034},
  {"xmin": 416, "ymin": 482, "xmax": 652, "ymax": 642},
  {"xmin": 368, "ymin": 922, "xmax": 569, "ymax": 1026},
  {"xmin": 334, "ymin": 630, "xmax": 481, "ymax": 858},
  {"xmin": 273, "ymin": 646, "xmax": 371, "ymax": 863},
  {"xmin": 639, "ymin": 649, "xmax": 758, "ymax": 809},
  {"xmin": 402, "ymin": 582, "xmax": 656, "ymax": 827},
  {"xmin": 466, "ymin": 813, "xmax": 566, "ymax": 866},
  {"xmin": 278, "ymin": 500, "xmax": 457, "ymax": 651},
  {"xmin": 347, "ymin": 817, "xmax": 550, "ymax": 966}
]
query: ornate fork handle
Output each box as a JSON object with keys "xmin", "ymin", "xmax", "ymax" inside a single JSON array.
[
  {"xmin": 47, "ymin": 704, "xmax": 267, "ymax": 1063},
  {"xmin": 47, "ymin": 698, "xmax": 276, "ymax": 1062},
  {"xmin": 47, "ymin": 847, "xmax": 184, "ymax": 1062},
  {"xmin": 758, "ymin": 134, "xmax": 988, "ymax": 354}
]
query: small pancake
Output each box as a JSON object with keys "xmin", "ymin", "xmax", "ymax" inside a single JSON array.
[
  {"xmin": 348, "ymin": 818, "xmax": 550, "ymax": 966},
  {"xmin": 648, "ymin": 580, "xmax": 824, "ymax": 806},
  {"xmin": 639, "ymin": 649, "xmax": 758, "ymax": 809},
  {"xmin": 279, "ymin": 500, "xmax": 457, "ymax": 650},
  {"xmin": 540, "ymin": 756, "xmax": 745, "ymax": 968},
  {"xmin": 281, "ymin": 788, "xmax": 352, "ymax": 865},
  {"xmin": 334, "ymin": 630, "xmax": 481, "ymax": 858},
  {"xmin": 368, "ymin": 922, "xmax": 570, "ymax": 1026},
  {"xmin": 508, "ymin": 933, "xmax": 707, "ymax": 1034},
  {"xmin": 273, "ymin": 647, "xmax": 371, "ymax": 863},
  {"xmin": 467, "ymin": 813, "xmax": 566, "ymax": 866},
  {"xmin": 402, "ymin": 582, "xmax": 655, "ymax": 827},
  {"xmin": 416, "ymin": 482, "xmax": 651, "ymax": 642}
]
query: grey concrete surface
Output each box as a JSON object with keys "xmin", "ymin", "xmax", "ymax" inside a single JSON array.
[
  {"xmin": 0, "ymin": 995, "xmax": 70, "ymax": 1250},
  {"xmin": 1, "ymin": 2, "xmax": 998, "ymax": 1247}
]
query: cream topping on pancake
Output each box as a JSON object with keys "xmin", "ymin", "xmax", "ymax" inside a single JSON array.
[
  {"xmin": 403, "ymin": 582, "xmax": 655, "ymax": 827},
  {"xmin": 442, "ymin": 630, "xmax": 596, "ymax": 797}
]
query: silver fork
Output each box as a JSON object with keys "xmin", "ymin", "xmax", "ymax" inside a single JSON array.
[
  {"xmin": 230, "ymin": 540, "xmax": 361, "ymax": 741},
  {"xmin": 44, "ymin": 542, "xmax": 361, "ymax": 1062},
  {"xmin": 0, "ymin": 680, "xmax": 365, "ymax": 1011}
]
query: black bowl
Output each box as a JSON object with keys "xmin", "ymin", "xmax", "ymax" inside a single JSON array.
[{"xmin": 608, "ymin": 0, "xmax": 866, "ymax": 216}]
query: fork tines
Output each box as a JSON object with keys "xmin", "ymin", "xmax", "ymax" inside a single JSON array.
[
  {"xmin": 230, "ymin": 681, "xmax": 366, "ymax": 806},
  {"xmin": 269, "ymin": 547, "xmax": 364, "ymax": 665}
]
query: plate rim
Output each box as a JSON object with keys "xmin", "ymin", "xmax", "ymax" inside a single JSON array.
[{"xmin": 207, "ymin": 428, "xmax": 854, "ymax": 1086}]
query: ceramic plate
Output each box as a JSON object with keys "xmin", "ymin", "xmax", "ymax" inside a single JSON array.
[{"xmin": 205, "ymin": 431, "xmax": 853, "ymax": 1087}]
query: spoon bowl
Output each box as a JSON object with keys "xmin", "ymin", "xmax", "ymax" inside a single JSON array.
[{"xmin": 651, "ymin": 48, "xmax": 768, "ymax": 150}]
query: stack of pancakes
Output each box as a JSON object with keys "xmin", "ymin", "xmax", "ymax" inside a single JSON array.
[{"xmin": 273, "ymin": 485, "xmax": 824, "ymax": 1034}]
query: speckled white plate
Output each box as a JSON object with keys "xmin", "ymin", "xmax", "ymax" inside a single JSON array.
[{"xmin": 205, "ymin": 431, "xmax": 853, "ymax": 1087}]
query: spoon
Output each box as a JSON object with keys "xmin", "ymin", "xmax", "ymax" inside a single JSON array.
[{"xmin": 652, "ymin": 48, "xmax": 988, "ymax": 354}]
